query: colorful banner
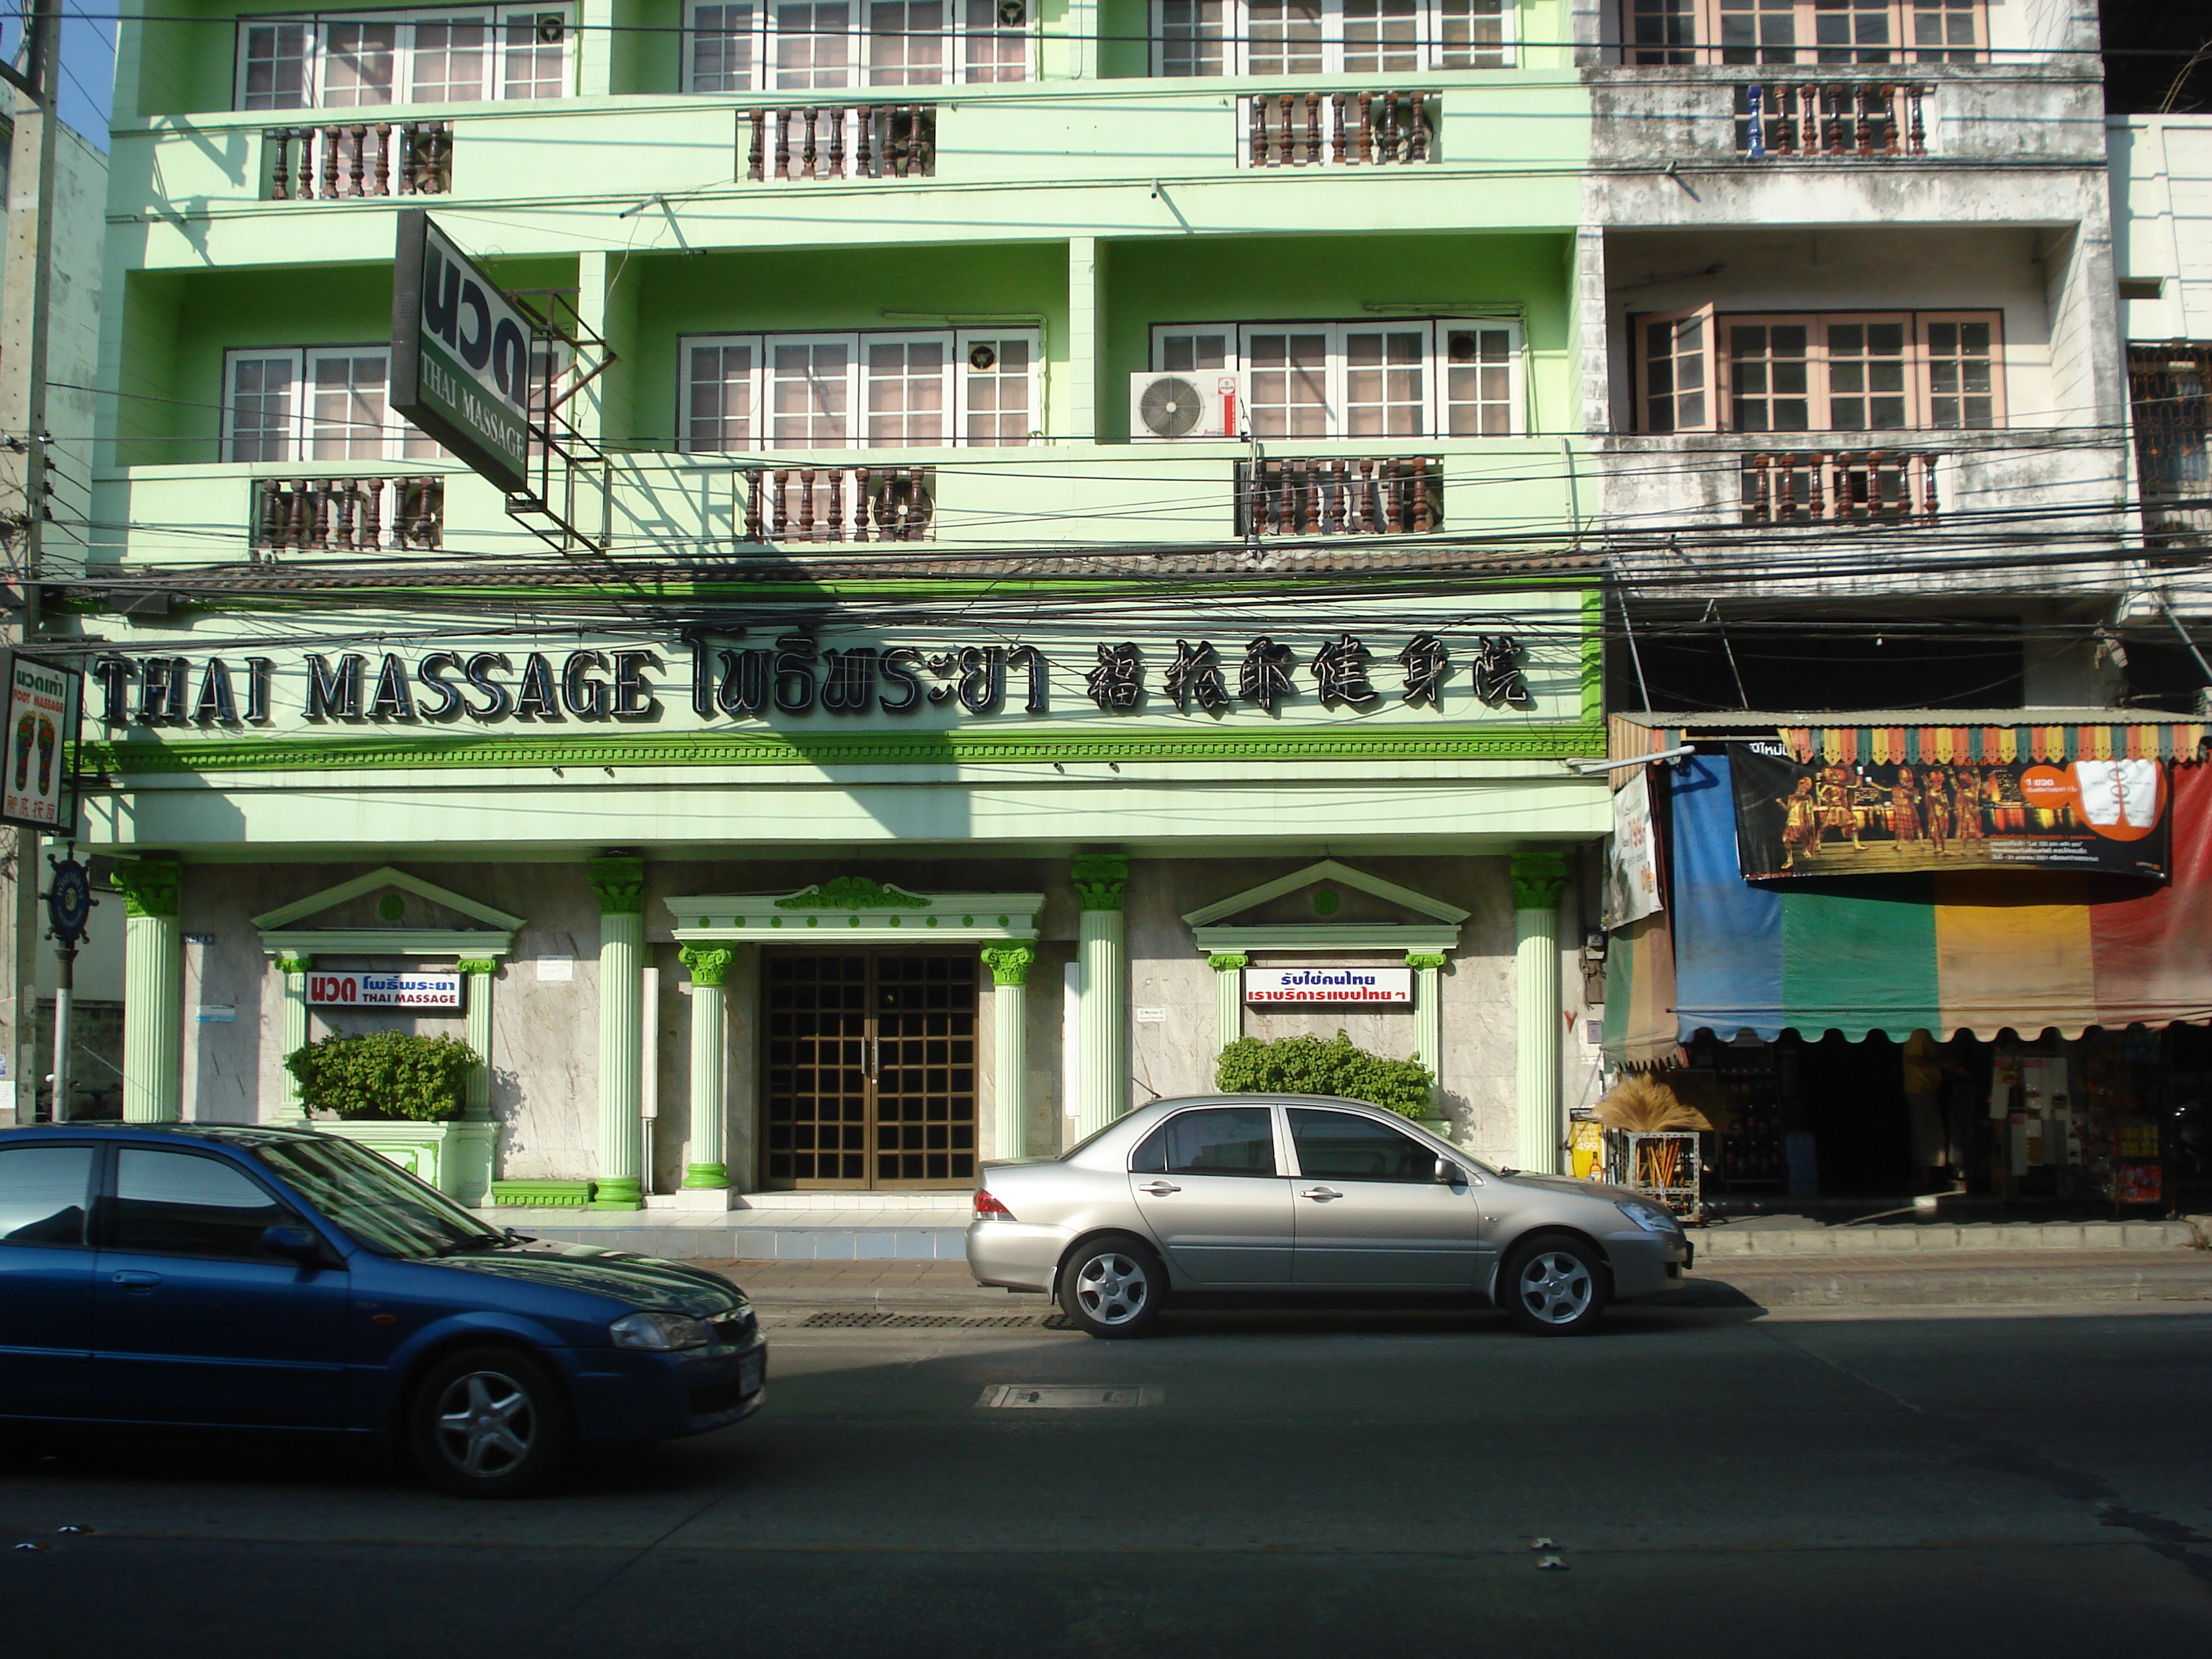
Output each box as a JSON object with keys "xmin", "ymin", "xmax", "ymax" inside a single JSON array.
[
  {"xmin": 1606, "ymin": 767, "xmax": 1663, "ymax": 927},
  {"xmin": 1, "ymin": 650, "xmax": 77, "ymax": 833},
  {"xmin": 1731, "ymin": 739, "xmax": 2170, "ymax": 883}
]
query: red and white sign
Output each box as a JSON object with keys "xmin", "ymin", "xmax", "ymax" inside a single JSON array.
[
  {"xmin": 307, "ymin": 971, "xmax": 463, "ymax": 1009},
  {"xmin": 1245, "ymin": 967, "xmax": 1413, "ymax": 1004}
]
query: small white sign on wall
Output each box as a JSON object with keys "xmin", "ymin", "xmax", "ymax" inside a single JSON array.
[
  {"xmin": 1245, "ymin": 967, "xmax": 1413, "ymax": 1005},
  {"xmin": 536, "ymin": 957, "xmax": 575, "ymax": 982}
]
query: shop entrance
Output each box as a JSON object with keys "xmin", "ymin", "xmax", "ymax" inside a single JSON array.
[{"xmin": 761, "ymin": 951, "xmax": 979, "ymax": 1190}]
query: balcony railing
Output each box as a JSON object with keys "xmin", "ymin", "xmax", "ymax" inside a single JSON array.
[
  {"xmin": 745, "ymin": 467, "xmax": 935, "ymax": 541},
  {"xmin": 253, "ymin": 477, "xmax": 446, "ymax": 555},
  {"xmin": 264, "ymin": 122, "xmax": 454, "ymax": 199},
  {"xmin": 745, "ymin": 106, "xmax": 938, "ymax": 181},
  {"xmin": 1740, "ymin": 451, "xmax": 1939, "ymax": 524},
  {"xmin": 1737, "ymin": 82, "xmax": 1925, "ymax": 158},
  {"xmin": 1235, "ymin": 457, "xmax": 1442, "ymax": 536},
  {"xmin": 1240, "ymin": 91, "xmax": 1437, "ymax": 168}
]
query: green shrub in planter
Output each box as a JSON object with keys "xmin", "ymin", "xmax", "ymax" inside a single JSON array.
[
  {"xmin": 285, "ymin": 1031, "xmax": 479, "ymax": 1123},
  {"xmin": 1215, "ymin": 1029, "xmax": 1434, "ymax": 1118}
]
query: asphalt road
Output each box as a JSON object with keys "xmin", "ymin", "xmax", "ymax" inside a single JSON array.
[{"xmin": 6, "ymin": 1300, "xmax": 2212, "ymax": 1659}]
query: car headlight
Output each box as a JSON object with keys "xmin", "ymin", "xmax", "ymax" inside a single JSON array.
[
  {"xmin": 1614, "ymin": 1199, "xmax": 1680, "ymax": 1235},
  {"xmin": 609, "ymin": 1310, "xmax": 713, "ymax": 1351}
]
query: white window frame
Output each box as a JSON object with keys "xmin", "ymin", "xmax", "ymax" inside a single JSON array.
[
  {"xmin": 1150, "ymin": 0, "xmax": 1513, "ymax": 78},
  {"xmin": 235, "ymin": 5, "xmax": 574, "ymax": 112},
  {"xmin": 680, "ymin": 328, "xmax": 1042, "ymax": 451},
  {"xmin": 223, "ymin": 346, "xmax": 445, "ymax": 463},
  {"xmin": 1147, "ymin": 318, "xmax": 1526, "ymax": 439},
  {"xmin": 683, "ymin": 0, "xmax": 1033, "ymax": 93}
]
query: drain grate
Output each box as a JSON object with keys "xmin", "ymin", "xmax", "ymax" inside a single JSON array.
[{"xmin": 797, "ymin": 1310, "xmax": 1076, "ymax": 1329}]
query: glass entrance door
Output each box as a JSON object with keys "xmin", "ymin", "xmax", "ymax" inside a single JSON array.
[{"xmin": 762, "ymin": 951, "xmax": 979, "ymax": 1189}]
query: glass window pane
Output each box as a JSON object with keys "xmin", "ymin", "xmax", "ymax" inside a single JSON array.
[
  {"xmin": 309, "ymin": 352, "xmax": 392, "ymax": 459},
  {"xmin": 1289, "ymin": 1109, "xmax": 1435, "ymax": 1182},
  {"xmin": 963, "ymin": 0, "xmax": 1027, "ymax": 81},
  {"xmin": 962, "ymin": 336, "xmax": 1031, "ymax": 445},
  {"xmin": 770, "ymin": 341, "xmax": 850, "ymax": 445},
  {"xmin": 322, "ymin": 21, "xmax": 397, "ymax": 105},
  {"xmin": 691, "ymin": 2, "xmax": 757, "ymax": 90},
  {"xmin": 1926, "ymin": 316, "xmax": 1997, "ymax": 429},
  {"xmin": 688, "ymin": 342, "xmax": 755, "ymax": 451},
  {"xmin": 776, "ymin": 0, "xmax": 852, "ymax": 86},
  {"xmin": 1436, "ymin": 0, "xmax": 1506, "ymax": 68},
  {"xmin": 866, "ymin": 337, "xmax": 946, "ymax": 445},
  {"xmin": 1342, "ymin": 0, "xmax": 1419, "ymax": 76},
  {"xmin": 229, "ymin": 354, "xmax": 299, "ymax": 463},
  {"xmin": 413, "ymin": 16, "xmax": 492, "ymax": 100},
  {"xmin": 1445, "ymin": 326, "xmax": 1514, "ymax": 436},
  {"xmin": 1825, "ymin": 318, "xmax": 1907, "ymax": 430},
  {"xmin": 1156, "ymin": 0, "xmax": 1223, "ymax": 73},
  {"xmin": 1245, "ymin": 331, "xmax": 1328, "ymax": 438},
  {"xmin": 0, "ymin": 1146, "xmax": 93, "ymax": 1247},
  {"xmin": 503, "ymin": 8, "xmax": 570, "ymax": 97},
  {"xmin": 1161, "ymin": 333, "xmax": 1228, "ymax": 372},
  {"xmin": 869, "ymin": 0, "xmax": 943, "ymax": 84},
  {"xmin": 1246, "ymin": 0, "xmax": 1321, "ymax": 76},
  {"xmin": 1628, "ymin": 0, "xmax": 1695, "ymax": 64},
  {"xmin": 112, "ymin": 1148, "xmax": 295, "ymax": 1260},
  {"xmin": 241, "ymin": 22, "xmax": 313, "ymax": 109},
  {"xmin": 1729, "ymin": 322, "xmax": 1810, "ymax": 431},
  {"xmin": 1344, "ymin": 328, "xmax": 1424, "ymax": 437},
  {"xmin": 1132, "ymin": 1107, "xmax": 1278, "ymax": 1177}
]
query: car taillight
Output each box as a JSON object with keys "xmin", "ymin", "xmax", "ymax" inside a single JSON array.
[{"xmin": 974, "ymin": 1189, "xmax": 1015, "ymax": 1220}]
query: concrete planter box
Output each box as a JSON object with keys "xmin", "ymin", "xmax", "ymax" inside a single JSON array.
[{"xmin": 315, "ymin": 1120, "xmax": 495, "ymax": 1207}]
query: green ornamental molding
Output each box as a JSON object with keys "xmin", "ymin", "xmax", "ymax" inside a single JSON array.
[
  {"xmin": 979, "ymin": 941, "xmax": 1038, "ymax": 987},
  {"xmin": 1404, "ymin": 952, "xmax": 1449, "ymax": 971},
  {"xmin": 457, "ymin": 957, "xmax": 499, "ymax": 976},
  {"xmin": 678, "ymin": 943, "xmax": 736, "ymax": 987},
  {"xmin": 774, "ymin": 876, "xmax": 928, "ymax": 911},
  {"xmin": 1511, "ymin": 851, "xmax": 1571, "ymax": 911},
  {"xmin": 1071, "ymin": 854, "xmax": 1129, "ymax": 912},
  {"xmin": 274, "ymin": 952, "xmax": 313, "ymax": 975},
  {"xmin": 585, "ymin": 855, "xmax": 646, "ymax": 916},
  {"xmin": 111, "ymin": 858, "xmax": 182, "ymax": 920},
  {"xmin": 1207, "ymin": 953, "xmax": 1251, "ymax": 974}
]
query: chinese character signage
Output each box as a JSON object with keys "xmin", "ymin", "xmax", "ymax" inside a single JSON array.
[
  {"xmin": 307, "ymin": 971, "xmax": 464, "ymax": 1009},
  {"xmin": 1730, "ymin": 742, "xmax": 2170, "ymax": 882},
  {"xmin": 1246, "ymin": 968, "xmax": 1413, "ymax": 1004},
  {"xmin": 1, "ymin": 650, "xmax": 78, "ymax": 834}
]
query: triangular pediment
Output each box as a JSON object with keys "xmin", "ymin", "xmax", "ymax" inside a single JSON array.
[
  {"xmin": 252, "ymin": 866, "xmax": 525, "ymax": 933},
  {"xmin": 1182, "ymin": 860, "xmax": 1470, "ymax": 930}
]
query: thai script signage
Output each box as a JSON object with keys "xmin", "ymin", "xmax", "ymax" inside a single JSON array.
[
  {"xmin": 307, "ymin": 971, "xmax": 464, "ymax": 1009},
  {"xmin": 391, "ymin": 212, "xmax": 532, "ymax": 493},
  {"xmin": 1, "ymin": 649, "xmax": 78, "ymax": 833},
  {"xmin": 1246, "ymin": 968, "xmax": 1413, "ymax": 1004}
]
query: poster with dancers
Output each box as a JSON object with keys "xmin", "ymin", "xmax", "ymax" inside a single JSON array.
[{"xmin": 1729, "ymin": 740, "xmax": 2170, "ymax": 882}]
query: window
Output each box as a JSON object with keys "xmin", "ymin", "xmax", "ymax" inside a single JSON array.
[
  {"xmin": 2128, "ymin": 344, "xmax": 2212, "ymax": 544},
  {"xmin": 0, "ymin": 1145, "xmax": 93, "ymax": 1248},
  {"xmin": 251, "ymin": 1136, "xmax": 500, "ymax": 1260},
  {"xmin": 225, "ymin": 347, "xmax": 448, "ymax": 464},
  {"xmin": 682, "ymin": 328, "xmax": 1039, "ymax": 451},
  {"xmin": 1624, "ymin": 0, "xmax": 1982, "ymax": 64},
  {"xmin": 1632, "ymin": 310, "xmax": 2002, "ymax": 433},
  {"xmin": 236, "ymin": 6, "xmax": 571, "ymax": 111},
  {"xmin": 1153, "ymin": 0, "xmax": 1508, "ymax": 75},
  {"xmin": 1152, "ymin": 319, "xmax": 1523, "ymax": 439},
  {"xmin": 1130, "ymin": 1107, "xmax": 1279, "ymax": 1177},
  {"xmin": 685, "ymin": 0, "xmax": 1028, "ymax": 90},
  {"xmin": 1288, "ymin": 1109, "xmax": 1437, "ymax": 1182},
  {"xmin": 109, "ymin": 1148, "xmax": 302, "ymax": 1260}
]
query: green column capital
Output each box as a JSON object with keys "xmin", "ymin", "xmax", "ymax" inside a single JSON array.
[
  {"xmin": 585, "ymin": 854, "xmax": 647, "ymax": 915},
  {"xmin": 274, "ymin": 952, "xmax": 313, "ymax": 976},
  {"xmin": 457, "ymin": 958, "xmax": 498, "ymax": 977},
  {"xmin": 1510, "ymin": 850, "xmax": 1570, "ymax": 912},
  {"xmin": 1404, "ymin": 953, "xmax": 1449, "ymax": 972},
  {"xmin": 980, "ymin": 941, "xmax": 1038, "ymax": 986},
  {"xmin": 1071, "ymin": 853, "xmax": 1128, "ymax": 912},
  {"xmin": 1207, "ymin": 953, "xmax": 1249, "ymax": 974},
  {"xmin": 112, "ymin": 858, "xmax": 181, "ymax": 920},
  {"xmin": 679, "ymin": 943, "xmax": 735, "ymax": 987}
]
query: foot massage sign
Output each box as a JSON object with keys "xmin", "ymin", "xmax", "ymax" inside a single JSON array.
[{"xmin": 1731, "ymin": 740, "xmax": 2171, "ymax": 882}]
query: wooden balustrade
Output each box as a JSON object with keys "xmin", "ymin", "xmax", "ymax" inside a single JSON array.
[
  {"xmin": 253, "ymin": 477, "xmax": 446, "ymax": 555},
  {"xmin": 745, "ymin": 106, "xmax": 938, "ymax": 181},
  {"xmin": 1741, "ymin": 451, "xmax": 1940, "ymax": 524},
  {"xmin": 1737, "ymin": 83, "xmax": 1925, "ymax": 158},
  {"xmin": 265, "ymin": 122, "xmax": 454, "ymax": 199},
  {"xmin": 1235, "ymin": 457, "xmax": 1442, "ymax": 536},
  {"xmin": 745, "ymin": 467, "xmax": 935, "ymax": 541},
  {"xmin": 1242, "ymin": 91, "xmax": 1437, "ymax": 168}
]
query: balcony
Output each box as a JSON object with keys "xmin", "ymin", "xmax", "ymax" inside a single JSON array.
[
  {"xmin": 1739, "ymin": 449, "xmax": 1939, "ymax": 523},
  {"xmin": 1736, "ymin": 81, "xmax": 1925, "ymax": 158},
  {"xmin": 744, "ymin": 467, "xmax": 936, "ymax": 541},
  {"xmin": 1235, "ymin": 457, "xmax": 1443, "ymax": 535},
  {"xmin": 253, "ymin": 476, "xmax": 447, "ymax": 554},
  {"xmin": 745, "ymin": 105, "xmax": 938, "ymax": 181},
  {"xmin": 1239, "ymin": 91, "xmax": 1437, "ymax": 168},
  {"xmin": 264, "ymin": 122, "xmax": 453, "ymax": 199}
]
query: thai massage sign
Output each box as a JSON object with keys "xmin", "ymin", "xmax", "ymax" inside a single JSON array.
[
  {"xmin": 1246, "ymin": 968, "xmax": 1413, "ymax": 1004},
  {"xmin": 1, "ymin": 649, "xmax": 79, "ymax": 832},
  {"xmin": 391, "ymin": 212, "xmax": 532, "ymax": 492},
  {"xmin": 1731, "ymin": 741, "xmax": 2172, "ymax": 882},
  {"xmin": 307, "ymin": 971, "xmax": 464, "ymax": 1009}
]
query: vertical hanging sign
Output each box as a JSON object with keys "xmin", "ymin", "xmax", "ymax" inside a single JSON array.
[
  {"xmin": 0, "ymin": 650, "xmax": 79, "ymax": 834},
  {"xmin": 390, "ymin": 210, "xmax": 533, "ymax": 493}
]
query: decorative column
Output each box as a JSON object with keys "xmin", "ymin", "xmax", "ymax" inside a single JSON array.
[
  {"xmin": 1512, "ymin": 852, "xmax": 1570, "ymax": 1175},
  {"xmin": 457, "ymin": 958, "xmax": 498, "ymax": 1119},
  {"xmin": 678, "ymin": 944, "xmax": 733, "ymax": 1190},
  {"xmin": 1208, "ymin": 953, "xmax": 1247, "ymax": 1064},
  {"xmin": 113, "ymin": 858, "xmax": 184, "ymax": 1123},
  {"xmin": 273, "ymin": 953, "xmax": 312, "ymax": 1123},
  {"xmin": 980, "ymin": 942, "xmax": 1037, "ymax": 1161},
  {"xmin": 1071, "ymin": 854, "xmax": 1128, "ymax": 1138},
  {"xmin": 1406, "ymin": 953, "xmax": 1447, "ymax": 1114},
  {"xmin": 587, "ymin": 854, "xmax": 646, "ymax": 1210}
]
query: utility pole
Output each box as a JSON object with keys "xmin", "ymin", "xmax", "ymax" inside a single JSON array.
[{"xmin": 0, "ymin": 0, "xmax": 62, "ymax": 1123}]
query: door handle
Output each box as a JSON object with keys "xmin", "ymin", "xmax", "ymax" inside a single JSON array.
[
  {"xmin": 1136, "ymin": 1180, "xmax": 1180, "ymax": 1195},
  {"xmin": 1298, "ymin": 1187, "xmax": 1342, "ymax": 1201},
  {"xmin": 110, "ymin": 1270, "xmax": 162, "ymax": 1292}
]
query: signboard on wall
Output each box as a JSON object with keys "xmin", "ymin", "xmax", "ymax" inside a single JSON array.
[
  {"xmin": 1, "ymin": 649, "xmax": 79, "ymax": 834},
  {"xmin": 1605, "ymin": 767, "xmax": 1663, "ymax": 926},
  {"xmin": 307, "ymin": 971, "xmax": 464, "ymax": 1009},
  {"xmin": 1245, "ymin": 968, "xmax": 1413, "ymax": 1005},
  {"xmin": 391, "ymin": 211, "xmax": 533, "ymax": 493}
]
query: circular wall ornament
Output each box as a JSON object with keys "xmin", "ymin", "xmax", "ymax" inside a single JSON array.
[{"xmin": 1312, "ymin": 888, "xmax": 1341, "ymax": 917}]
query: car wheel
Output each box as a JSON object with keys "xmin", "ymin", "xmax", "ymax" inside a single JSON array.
[
  {"xmin": 410, "ymin": 1346, "xmax": 573, "ymax": 1498},
  {"xmin": 1058, "ymin": 1234, "xmax": 1165, "ymax": 1339},
  {"xmin": 1501, "ymin": 1236, "xmax": 1611, "ymax": 1336}
]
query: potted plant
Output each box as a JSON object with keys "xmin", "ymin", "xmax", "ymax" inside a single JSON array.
[
  {"xmin": 284, "ymin": 1031, "xmax": 493, "ymax": 1205},
  {"xmin": 1217, "ymin": 1029, "xmax": 1444, "ymax": 1131}
]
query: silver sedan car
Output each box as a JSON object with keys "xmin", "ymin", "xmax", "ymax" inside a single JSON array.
[{"xmin": 967, "ymin": 1094, "xmax": 1691, "ymax": 1338}]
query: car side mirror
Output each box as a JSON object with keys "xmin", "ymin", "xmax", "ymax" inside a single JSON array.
[
  {"xmin": 1434, "ymin": 1158, "xmax": 1462, "ymax": 1184},
  {"xmin": 263, "ymin": 1224, "xmax": 333, "ymax": 1267}
]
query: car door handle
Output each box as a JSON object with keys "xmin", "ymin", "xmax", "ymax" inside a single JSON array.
[
  {"xmin": 110, "ymin": 1270, "xmax": 162, "ymax": 1292},
  {"xmin": 1136, "ymin": 1181, "xmax": 1180, "ymax": 1195},
  {"xmin": 1298, "ymin": 1187, "xmax": 1342, "ymax": 1201}
]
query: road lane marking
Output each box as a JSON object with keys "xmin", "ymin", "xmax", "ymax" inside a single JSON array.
[{"xmin": 976, "ymin": 1385, "xmax": 1163, "ymax": 1408}]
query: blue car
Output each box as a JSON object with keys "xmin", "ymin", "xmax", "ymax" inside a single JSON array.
[{"xmin": 0, "ymin": 1123, "xmax": 765, "ymax": 1496}]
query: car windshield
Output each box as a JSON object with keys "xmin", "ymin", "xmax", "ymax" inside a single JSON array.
[{"xmin": 250, "ymin": 1137, "xmax": 505, "ymax": 1260}]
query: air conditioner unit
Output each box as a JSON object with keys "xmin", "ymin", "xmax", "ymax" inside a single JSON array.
[{"xmin": 1130, "ymin": 371, "xmax": 1243, "ymax": 441}]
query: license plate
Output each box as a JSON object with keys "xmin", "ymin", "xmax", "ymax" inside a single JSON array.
[{"xmin": 739, "ymin": 1351, "xmax": 765, "ymax": 1395}]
